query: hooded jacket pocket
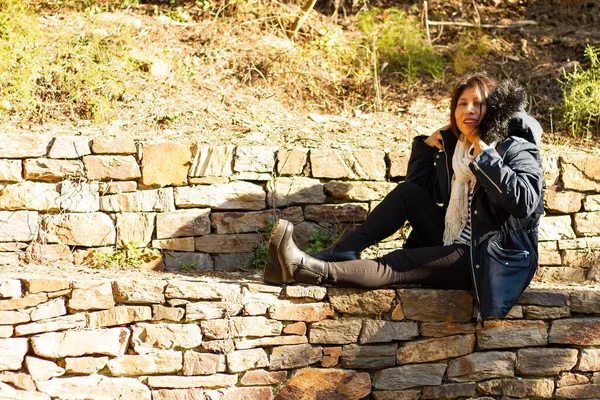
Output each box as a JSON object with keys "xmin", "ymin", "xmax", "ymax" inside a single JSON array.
[{"xmin": 488, "ymin": 241, "xmax": 531, "ymax": 268}]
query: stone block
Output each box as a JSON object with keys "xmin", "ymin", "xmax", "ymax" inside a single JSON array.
[
  {"xmin": 84, "ymin": 155, "xmax": 141, "ymax": 181},
  {"xmin": 328, "ymin": 288, "xmax": 396, "ymax": 315},
  {"xmin": 0, "ymin": 211, "xmax": 38, "ymax": 242},
  {"xmin": 556, "ymin": 384, "xmax": 600, "ymax": 398},
  {"xmin": 373, "ymin": 363, "xmax": 447, "ymax": 390},
  {"xmin": 0, "ymin": 293, "xmax": 47, "ymax": 311},
  {"xmin": 91, "ymin": 138, "xmax": 137, "ymax": 154},
  {"xmin": 268, "ymin": 302, "xmax": 334, "ymax": 322},
  {"xmin": 476, "ymin": 320, "xmax": 548, "ymax": 350},
  {"xmin": 24, "ymin": 356, "xmax": 65, "ymax": 381},
  {"xmin": 477, "ymin": 378, "xmax": 555, "ymax": 398},
  {"xmin": 164, "ymin": 252, "xmax": 213, "ymax": 271},
  {"xmin": 419, "ymin": 322, "xmax": 476, "ymax": 337},
  {"xmin": 31, "ymin": 328, "xmax": 130, "ymax": 358},
  {"xmin": 48, "ymin": 136, "xmax": 91, "ymax": 158},
  {"xmin": 277, "ymin": 148, "xmax": 308, "ymax": 176},
  {"xmin": 0, "ymin": 279, "xmax": 21, "ymax": 298},
  {"xmin": 516, "ymin": 347, "xmax": 578, "ymax": 375},
  {"xmin": 518, "ymin": 289, "xmax": 569, "ymax": 306},
  {"xmin": 64, "ymin": 357, "xmax": 109, "ymax": 374},
  {"xmin": 558, "ymin": 373, "xmax": 589, "ymax": 387},
  {"xmin": 266, "ymin": 177, "xmax": 325, "ymax": 207},
  {"xmin": 241, "ymin": 291, "xmax": 278, "ymax": 316},
  {"xmin": 131, "ymin": 323, "xmax": 202, "ymax": 354},
  {"xmin": 549, "ymin": 318, "xmax": 600, "ymax": 345},
  {"xmin": 36, "ymin": 375, "xmax": 150, "ymax": 400},
  {"xmin": 186, "ymin": 301, "xmax": 241, "ymax": 320},
  {"xmin": 269, "ymin": 345, "xmax": 322, "ymax": 370},
  {"xmin": 15, "ymin": 313, "xmax": 86, "ymax": 336},
  {"xmin": 116, "ymin": 212, "xmax": 155, "ymax": 247},
  {"xmin": 189, "ymin": 144, "xmax": 234, "ymax": 177},
  {"xmin": 183, "ymin": 351, "xmax": 226, "ymax": 376},
  {"xmin": 0, "ymin": 310, "xmax": 30, "ymax": 325},
  {"xmin": 147, "ymin": 374, "xmax": 237, "ymax": 389},
  {"xmin": 538, "ymin": 241, "xmax": 562, "ymax": 265},
  {"xmin": 23, "ymin": 158, "xmax": 84, "ymax": 182},
  {"xmin": 156, "ymin": 209, "xmax": 211, "ymax": 239},
  {"xmin": 388, "ymin": 149, "xmax": 410, "ymax": 178},
  {"xmin": 153, "ymin": 237, "xmax": 195, "ymax": 252},
  {"xmin": 341, "ymin": 344, "xmax": 396, "ymax": 369},
  {"xmin": 45, "ymin": 212, "xmax": 116, "ymax": 246},
  {"xmin": 324, "ymin": 181, "xmax": 397, "ymax": 201},
  {"xmin": 283, "ymin": 322, "xmax": 306, "ymax": 336},
  {"xmin": 141, "ymin": 143, "xmax": 192, "ymax": 187},
  {"xmin": 421, "ymin": 383, "xmax": 476, "ymax": 400},
  {"xmin": 397, "ymin": 334, "xmax": 475, "ymax": 364},
  {"xmin": 205, "ymin": 387, "xmax": 273, "ymax": 400},
  {"xmin": 304, "ymin": 203, "xmax": 368, "ymax": 223},
  {"xmin": 235, "ymin": 335, "xmax": 308, "ymax": 350},
  {"xmin": 561, "ymin": 153, "xmax": 600, "ymax": 192},
  {"xmin": 100, "ymin": 188, "xmax": 175, "ymax": 212},
  {"xmin": 544, "ymin": 187, "xmax": 583, "ymax": 213},
  {"xmin": 539, "ymin": 215, "xmax": 576, "ymax": 241},
  {"xmin": 0, "ymin": 181, "xmax": 60, "ymax": 211},
  {"xmin": 310, "ymin": 149, "xmax": 386, "ymax": 180},
  {"xmin": 240, "ymin": 370, "xmax": 287, "ymax": 386},
  {"xmin": 585, "ymin": 194, "xmax": 600, "ymax": 211},
  {"xmin": 535, "ymin": 266, "xmax": 588, "ymax": 283},
  {"xmin": 202, "ymin": 339, "xmax": 235, "ymax": 354},
  {"xmin": 522, "ymin": 305, "xmax": 571, "ymax": 319},
  {"xmin": 371, "ymin": 390, "xmax": 421, "ymax": 400},
  {"xmin": 398, "ymin": 289, "xmax": 473, "ymax": 322},
  {"xmin": 571, "ymin": 290, "xmax": 600, "ymax": 313},
  {"xmin": 0, "ymin": 134, "xmax": 50, "ymax": 158},
  {"xmin": 0, "ymin": 159, "xmax": 22, "ymax": 182},
  {"xmin": 0, "ymin": 370, "xmax": 36, "ymax": 391},
  {"xmin": 309, "ymin": 319, "xmax": 362, "ymax": 344},
  {"xmin": 107, "ymin": 351, "xmax": 183, "ymax": 376},
  {"xmin": 574, "ymin": 212, "xmax": 600, "ymax": 236},
  {"xmin": 447, "ymin": 351, "xmax": 516, "ymax": 382},
  {"xmin": 22, "ymin": 277, "xmax": 69, "ymax": 295},
  {"xmin": 195, "ymin": 233, "xmax": 263, "ymax": 253},
  {"xmin": 578, "ymin": 349, "xmax": 600, "ymax": 371},
  {"xmin": 165, "ymin": 281, "xmax": 241, "ymax": 301},
  {"xmin": 152, "ymin": 305, "xmax": 184, "ymax": 322},
  {"xmin": 233, "ymin": 146, "xmax": 277, "ymax": 174},
  {"xmin": 359, "ymin": 321, "xmax": 419, "ymax": 344},
  {"xmin": 87, "ymin": 306, "xmax": 152, "ymax": 328},
  {"xmin": 175, "ymin": 182, "xmax": 265, "ymax": 210},
  {"xmin": 226, "ymin": 348, "xmax": 269, "ymax": 373},
  {"xmin": 0, "ymin": 338, "xmax": 28, "ymax": 371},
  {"xmin": 30, "ymin": 298, "xmax": 66, "ymax": 321},
  {"xmin": 0, "ymin": 326, "xmax": 12, "ymax": 338},
  {"xmin": 68, "ymin": 281, "xmax": 114, "ymax": 311},
  {"xmin": 322, "ymin": 347, "xmax": 342, "ymax": 367},
  {"xmin": 285, "ymin": 285, "xmax": 327, "ymax": 300},
  {"xmin": 276, "ymin": 368, "xmax": 370, "ymax": 400},
  {"xmin": 212, "ymin": 208, "xmax": 302, "ymax": 235},
  {"xmin": 230, "ymin": 316, "xmax": 282, "ymax": 338},
  {"xmin": 113, "ymin": 280, "xmax": 166, "ymax": 304}
]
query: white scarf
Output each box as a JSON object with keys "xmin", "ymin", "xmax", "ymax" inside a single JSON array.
[{"xmin": 443, "ymin": 136, "xmax": 476, "ymax": 245}]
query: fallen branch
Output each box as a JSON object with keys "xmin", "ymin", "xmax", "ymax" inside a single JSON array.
[
  {"xmin": 426, "ymin": 20, "xmax": 537, "ymax": 29},
  {"xmin": 288, "ymin": 0, "xmax": 318, "ymax": 39}
]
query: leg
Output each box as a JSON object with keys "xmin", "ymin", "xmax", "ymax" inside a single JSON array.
[
  {"xmin": 327, "ymin": 244, "xmax": 472, "ymax": 289},
  {"xmin": 313, "ymin": 182, "xmax": 445, "ymax": 262}
]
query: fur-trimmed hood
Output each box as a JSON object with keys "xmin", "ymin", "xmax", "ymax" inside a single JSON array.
[{"xmin": 478, "ymin": 79, "xmax": 530, "ymax": 144}]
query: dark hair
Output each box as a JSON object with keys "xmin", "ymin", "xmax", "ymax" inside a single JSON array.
[{"xmin": 449, "ymin": 73, "xmax": 499, "ymax": 139}]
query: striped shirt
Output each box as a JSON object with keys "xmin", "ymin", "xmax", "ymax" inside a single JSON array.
[{"xmin": 456, "ymin": 189, "xmax": 474, "ymax": 245}]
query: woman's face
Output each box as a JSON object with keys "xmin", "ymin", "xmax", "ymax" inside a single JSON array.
[{"xmin": 454, "ymin": 86, "xmax": 487, "ymax": 142}]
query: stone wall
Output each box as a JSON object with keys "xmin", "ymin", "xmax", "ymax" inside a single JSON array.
[
  {"xmin": 2, "ymin": 274, "xmax": 600, "ymax": 399},
  {"xmin": 1, "ymin": 134, "xmax": 599, "ymax": 281}
]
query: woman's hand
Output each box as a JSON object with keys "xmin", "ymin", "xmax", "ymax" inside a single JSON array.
[{"xmin": 424, "ymin": 124, "xmax": 450, "ymax": 150}]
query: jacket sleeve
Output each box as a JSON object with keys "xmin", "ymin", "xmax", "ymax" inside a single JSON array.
[
  {"xmin": 405, "ymin": 135, "xmax": 438, "ymax": 192},
  {"xmin": 469, "ymin": 140, "xmax": 543, "ymax": 218}
]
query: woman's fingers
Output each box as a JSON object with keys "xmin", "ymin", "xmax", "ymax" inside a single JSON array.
[{"xmin": 425, "ymin": 130, "xmax": 443, "ymax": 150}]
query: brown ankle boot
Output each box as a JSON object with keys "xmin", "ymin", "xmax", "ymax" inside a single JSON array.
[{"xmin": 271, "ymin": 220, "xmax": 329, "ymax": 285}]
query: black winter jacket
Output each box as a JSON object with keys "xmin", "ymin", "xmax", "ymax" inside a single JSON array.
[{"xmin": 404, "ymin": 110, "xmax": 544, "ymax": 320}]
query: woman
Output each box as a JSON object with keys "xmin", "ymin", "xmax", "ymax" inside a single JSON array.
[{"xmin": 264, "ymin": 73, "xmax": 544, "ymax": 321}]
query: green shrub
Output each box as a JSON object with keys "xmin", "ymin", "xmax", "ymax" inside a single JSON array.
[
  {"xmin": 559, "ymin": 44, "xmax": 600, "ymax": 138},
  {"xmin": 451, "ymin": 31, "xmax": 492, "ymax": 75},
  {"xmin": 357, "ymin": 7, "xmax": 445, "ymax": 84}
]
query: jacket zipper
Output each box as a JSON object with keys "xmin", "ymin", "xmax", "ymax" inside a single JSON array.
[
  {"xmin": 441, "ymin": 136, "xmax": 451, "ymax": 198},
  {"xmin": 471, "ymin": 162, "xmax": 503, "ymax": 194},
  {"xmin": 469, "ymin": 185, "xmax": 482, "ymax": 322}
]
